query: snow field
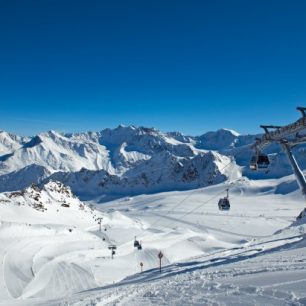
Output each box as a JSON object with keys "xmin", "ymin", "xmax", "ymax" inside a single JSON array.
[{"xmin": 0, "ymin": 177, "xmax": 306, "ymax": 305}]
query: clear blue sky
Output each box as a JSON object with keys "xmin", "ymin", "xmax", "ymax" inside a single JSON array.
[{"xmin": 0, "ymin": 0, "xmax": 305, "ymax": 136}]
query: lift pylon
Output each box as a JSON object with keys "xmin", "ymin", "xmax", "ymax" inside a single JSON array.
[{"xmin": 252, "ymin": 106, "xmax": 306, "ymax": 220}]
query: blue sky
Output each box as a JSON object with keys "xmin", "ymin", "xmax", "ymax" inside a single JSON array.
[{"xmin": 0, "ymin": 0, "xmax": 305, "ymax": 136}]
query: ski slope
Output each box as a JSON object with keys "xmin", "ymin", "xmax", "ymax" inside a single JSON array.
[{"xmin": 0, "ymin": 176, "xmax": 305, "ymax": 305}]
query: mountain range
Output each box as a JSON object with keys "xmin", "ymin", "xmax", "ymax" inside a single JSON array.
[{"xmin": 0, "ymin": 126, "xmax": 304, "ymax": 200}]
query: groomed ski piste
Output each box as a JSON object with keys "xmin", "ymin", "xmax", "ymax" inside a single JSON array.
[{"xmin": 0, "ymin": 174, "xmax": 306, "ymax": 306}]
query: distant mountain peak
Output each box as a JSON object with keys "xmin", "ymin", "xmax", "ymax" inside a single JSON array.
[{"xmin": 218, "ymin": 128, "xmax": 240, "ymax": 136}]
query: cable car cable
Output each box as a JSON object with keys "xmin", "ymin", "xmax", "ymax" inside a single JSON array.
[
  {"xmin": 147, "ymin": 157, "xmax": 236, "ymax": 229},
  {"xmin": 162, "ymin": 189, "xmax": 230, "ymax": 230}
]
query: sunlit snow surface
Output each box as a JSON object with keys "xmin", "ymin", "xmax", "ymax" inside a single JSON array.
[{"xmin": 0, "ymin": 178, "xmax": 306, "ymax": 306}]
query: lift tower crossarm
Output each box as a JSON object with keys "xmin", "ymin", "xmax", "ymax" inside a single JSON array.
[
  {"xmin": 254, "ymin": 107, "xmax": 306, "ymax": 151},
  {"xmin": 260, "ymin": 125, "xmax": 283, "ymax": 134},
  {"xmin": 297, "ymin": 107, "xmax": 306, "ymax": 117}
]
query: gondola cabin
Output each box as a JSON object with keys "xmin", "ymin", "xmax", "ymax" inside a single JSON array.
[
  {"xmin": 218, "ymin": 197, "xmax": 230, "ymax": 210},
  {"xmin": 250, "ymin": 153, "xmax": 270, "ymax": 171},
  {"xmin": 218, "ymin": 189, "xmax": 230, "ymax": 211},
  {"xmin": 134, "ymin": 236, "xmax": 140, "ymax": 248}
]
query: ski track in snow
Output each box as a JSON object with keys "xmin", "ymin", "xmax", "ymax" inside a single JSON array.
[
  {"xmin": 58, "ymin": 237, "xmax": 306, "ymax": 306},
  {"xmin": 149, "ymin": 211, "xmax": 270, "ymax": 239}
]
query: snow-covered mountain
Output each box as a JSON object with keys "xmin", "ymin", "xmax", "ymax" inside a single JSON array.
[
  {"xmin": 48, "ymin": 151, "xmax": 231, "ymax": 199},
  {"xmin": 0, "ymin": 130, "xmax": 113, "ymax": 175},
  {"xmin": 0, "ymin": 131, "xmax": 28, "ymax": 154},
  {"xmin": 0, "ymin": 180, "xmax": 104, "ymax": 226},
  {"xmin": 0, "ymin": 125, "xmax": 303, "ymax": 198},
  {"xmin": 0, "ymin": 164, "xmax": 51, "ymax": 192}
]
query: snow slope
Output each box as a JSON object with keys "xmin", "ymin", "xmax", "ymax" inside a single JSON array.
[
  {"xmin": 0, "ymin": 176, "xmax": 306, "ymax": 305},
  {"xmin": 0, "ymin": 181, "xmax": 143, "ymax": 302}
]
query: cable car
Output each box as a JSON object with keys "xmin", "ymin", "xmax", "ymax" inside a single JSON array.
[
  {"xmin": 218, "ymin": 189, "xmax": 230, "ymax": 211},
  {"xmin": 108, "ymin": 244, "xmax": 117, "ymax": 259},
  {"xmin": 250, "ymin": 152, "xmax": 270, "ymax": 171},
  {"xmin": 134, "ymin": 237, "xmax": 140, "ymax": 248}
]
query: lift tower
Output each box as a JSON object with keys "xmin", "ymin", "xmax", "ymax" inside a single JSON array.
[{"xmin": 252, "ymin": 106, "xmax": 306, "ymax": 220}]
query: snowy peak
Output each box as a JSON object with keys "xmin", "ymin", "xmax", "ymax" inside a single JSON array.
[
  {"xmin": 0, "ymin": 125, "xmax": 197, "ymax": 178},
  {"xmin": 43, "ymin": 180, "xmax": 76, "ymax": 199},
  {"xmin": 222, "ymin": 128, "xmax": 240, "ymax": 137},
  {"xmin": 23, "ymin": 135, "xmax": 43, "ymax": 148},
  {"xmin": 3, "ymin": 181, "xmax": 78, "ymax": 211},
  {"xmin": 0, "ymin": 131, "xmax": 28, "ymax": 154},
  {"xmin": 166, "ymin": 131, "xmax": 194, "ymax": 144},
  {"xmin": 196, "ymin": 128, "xmax": 241, "ymax": 151},
  {"xmin": 0, "ymin": 180, "xmax": 98, "ymax": 225},
  {"xmin": 98, "ymin": 125, "xmax": 169, "ymax": 149},
  {"xmin": 0, "ymin": 130, "xmax": 112, "ymax": 175}
]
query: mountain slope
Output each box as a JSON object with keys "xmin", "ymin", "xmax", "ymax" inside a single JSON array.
[
  {"xmin": 0, "ymin": 131, "xmax": 28, "ymax": 154},
  {"xmin": 48, "ymin": 151, "xmax": 232, "ymax": 199},
  {"xmin": 0, "ymin": 164, "xmax": 51, "ymax": 192}
]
